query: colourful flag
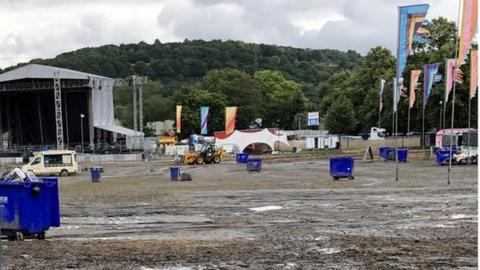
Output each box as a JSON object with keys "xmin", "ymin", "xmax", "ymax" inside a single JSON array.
[
  {"xmin": 200, "ymin": 106, "xmax": 209, "ymax": 135},
  {"xmin": 393, "ymin": 78, "xmax": 399, "ymax": 113},
  {"xmin": 455, "ymin": 68, "xmax": 464, "ymax": 84},
  {"xmin": 396, "ymin": 4, "xmax": 430, "ymax": 80},
  {"xmin": 176, "ymin": 105, "xmax": 182, "ymax": 134},
  {"xmin": 470, "ymin": 50, "xmax": 478, "ymax": 99},
  {"xmin": 413, "ymin": 20, "xmax": 431, "ymax": 43},
  {"xmin": 423, "ymin": 63, "xmax": 440, "ymax": 108},
  {"xmin": 409, "ymin": 70, "xmax": 421, "ymax": 108},
  {"xmin": 445, "ymin": 59, "xmax": 456, "ymax": 102},
  {"xmin": 225, "ymin": 107, "xmax": 237, "ymax": 135},
  {"xmin": 379, "ymin": 79, "xmax": 386, "ymax": 112},
  {"xmin": 457, "ymin": 0, "xmax": 478, "ymax": 66}
]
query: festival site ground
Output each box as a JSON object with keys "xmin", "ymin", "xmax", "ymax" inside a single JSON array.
[{"xmin": 3, "ymin": 152, "xmax": 477, "ymax": 269}]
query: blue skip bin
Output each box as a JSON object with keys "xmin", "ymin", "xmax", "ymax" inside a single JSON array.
[
  {"xmin": 247, "ymin": 158, "xmax": 262, "ymax": 173},
  {"xmin": 436, "ymin": 149, "xmax": 454, "ymax": 165},
  {"xmin": 90, "ymin": 168, "xmax": 102, "ymax": 183},
  {"xmin": 0, "ymin": 178, "xmax": 60, "ymax": 239},
  {"xmin": 236, "ymin": 153, "xmax": 249, "ymax": 165},
  {"xmin": 169, "ymin": 167, "xmax": 180, "ymax": 181},
  {"xmin": 329, "ymin": 156, "xmax": 354, "ymax": 180},
  {"xmin": 379, "ymin": 146, "xmax": 390, "ymax": 159},
  {"xmin": 396, "ymin": 148, "xmax": 408, "ymax": 162}
]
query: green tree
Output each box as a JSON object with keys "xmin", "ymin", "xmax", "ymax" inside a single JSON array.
[
  {"xmin": 255, "ymin": 70, "xmax": 307, "ymax": 129},
  {"xmin": 324, "ymin": 94, "xmax": 357, "ymax": 134},
  {"xmin": 199, "ymin": 69, "xmax": 263, "ymax": 129},
  {"xmin": 172, "ymin": 86, "xmax": 227, "ymax": 137}
]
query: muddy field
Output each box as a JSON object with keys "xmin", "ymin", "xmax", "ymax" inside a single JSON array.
[{"xmin": 2, "ymin": 154, "xmax": 478, "ymax": 269}]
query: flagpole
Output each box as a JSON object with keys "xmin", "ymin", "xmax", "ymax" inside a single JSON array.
[
  {"xmin": 422, "ymin": 104, "xmax": 425, "ymax": 159},
  {"xmin": 467, "ymin": 97, "xmax": 471, "ymax": 156},
  {"xmin": 407, "ymin": 107, "xmax": 411, "ymax": 138},
  {"xmin": 443, "ymin": 59, "xmax": 448, "ymax": 130},
  {"xmin": 378, "ymin": 106, "xmax": 381, "ymax": 128},
  {"xmin": 447, "ymin": 0, "xmax": 462, "ymax": 185}
]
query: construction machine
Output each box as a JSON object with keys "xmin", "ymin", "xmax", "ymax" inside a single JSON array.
[{"xmin": 184, "ymin": 144, "xmax": 223, "ymax": 165}]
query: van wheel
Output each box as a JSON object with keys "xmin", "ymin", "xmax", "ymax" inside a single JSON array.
[{"xmin": 59, "ymin": 170, "xmax": 69, "ymax": 176}]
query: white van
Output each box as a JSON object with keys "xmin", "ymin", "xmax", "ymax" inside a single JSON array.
[{"xmin": 22, "ymin": 150, "xmax": 78, "ymax": 176}]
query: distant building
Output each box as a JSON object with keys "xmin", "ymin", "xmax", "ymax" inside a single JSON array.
[{"xmin": 146, "ymin": 120, "xmax": 175, "ymax": 136}]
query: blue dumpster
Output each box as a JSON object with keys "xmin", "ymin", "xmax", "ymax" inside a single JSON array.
[
  {"xmin": 236, "ymin": 153, "xmax": 249, "ymax": 164},
  {"xmin": 329, "ymin": 156, "xmax": 354, "ymax": 180},
  {"xmin": 0, "ymin": 178, "xmax": 60, "ymax": 239},
  {"xmin": 247, "ymin": 158, "xmax": 262, "ymax": 173},
  {"xmin": 436, "ymin": 149, "xmax": 453, "ymax": 165},
  {"xmin": 169, "ymin": 167, "xmax": 180, "ymax": 181},
  {"xmin": 379, "ymin": 146, "xmax": 390, "ymax": 159},
  {"xmin": 90, "ymin": 168, "xmax": 102, "ymax": 183},
  {"xmin": 384, "ymin": 147, "xmax": 396, "ymax": 161},
  {"xmin": 396, "ymin": 148, "xmax": 408, "ymax": 162}
]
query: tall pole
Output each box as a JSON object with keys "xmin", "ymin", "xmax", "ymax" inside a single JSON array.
[
  {"xmin": 378, "ymin": 106, "xmax": 381, "ymax": 128},
  {"xmin": 132, "ymin": 76, "xmax": 138, "ymax": 133},
  {"xmin": 467, "ymin": 97, "xmax": 471, "ymax": 156},
  {"xmin": 80, "ymin": 114, "xmax": 85, "ymax": 153},
  {"xmin": 407, "ymin": 107, "xmax": 411, "ymax": 139},
  {"xmin": 439, "ymin": 101, "xmax": 443, "ymax": 130},
  {"xmin": 447, "ymin": 0, "xmax": 462, "ymax": 185},
  {"xmin": 395, "ymin": 91, "xmax": 399, "ymax": 181},
  {"xmin": 422, "ymin": 106, "xmax": 425, "ymax": 157}
]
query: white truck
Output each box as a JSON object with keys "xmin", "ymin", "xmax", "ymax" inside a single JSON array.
[
  {"xmin": 22, "ymin": 150, "xmax": 79, "ymax": 176},
  {"xmin": 369, "ymin": 127, "xmax": 386, "ymax": 140}
]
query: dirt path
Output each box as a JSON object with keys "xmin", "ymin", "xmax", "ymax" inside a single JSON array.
[{"xmin": 2, "ymin": 157, "xmax": 477, "ymax": 269}]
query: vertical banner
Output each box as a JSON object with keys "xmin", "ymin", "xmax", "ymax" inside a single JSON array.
[
  {"xmin": 307, "ymin": 112, "xmax": 319, "ymax": 126},
  {"xmin": 392, "ymin": 78, "xmax": 400, "ymax": 113},
  {"xmin": 176, "ymin": 105, "xmax": 182, "ymax": 134},
  {"xmin": 396, "ymin": 4, "xmax": 429, "ymax": 80},
  {"xmin": 423, "ymin": 63, "xmax": 440, "ymax": 108},
  {"xmin": 471, "ymin": 50, "xmax": 478, "ymax": 99},
  {"xmin": 225, "ymin": 106, "xmax": 237, "ymax": 135},
  {"xmin": 445, "ymin": 59, "xmax": 456, "ymax": 102},
  {"xmin": 457, "ymin": 0, "xmax": 478, "ymax": 66},
  {"xmin": 409, "ymin": 70, "xmax": 421, "ymax": 108},
  {"xmin": 200, "ymin": 106, "xmax": 209, "ymax": 135},
  {"xmin": 379, "ymin": 79, "xmax": 386, "ymax": 112}
]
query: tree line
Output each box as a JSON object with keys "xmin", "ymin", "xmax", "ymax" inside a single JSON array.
[{"xmin": 1, "ymin": 17, "xmax": 475, "ymax": 136}]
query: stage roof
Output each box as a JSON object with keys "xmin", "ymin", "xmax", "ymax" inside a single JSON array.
[{"xmin": 0, "ymin": 64, "xmax": 112, "ymax": 82}]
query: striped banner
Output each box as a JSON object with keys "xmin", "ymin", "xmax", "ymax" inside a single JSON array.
[
  {"xmin": 176, "ymin": 105, "xmax": 182, "ymax": 134},
  {"xmin": 423, "ymin": 63, "xmax": 440, "ymax": 108},
  {"xmin": 409, "ymin": 70, "xmax": 421, "ymax": 108},
  {"xmin": 396, "ymin": 4, "xmax": 429, "ymax": 80},
  {"xmin": 200, "ymin": 106, "xmax": 209, "ymax": 135},
  {"xmin": 471, "ymin": 50, "xmax": 478, "ymax": 99},
  {"xmin": 445, "ymin": 59, "xmax": 456, "ymax": 102},
  {"xmin": 457, "ymin": 0, "xmax": 478, "ymax": 66},
  {"xmin": 225, "ymin": 107, "xmax": 237, "ymax": 135}
]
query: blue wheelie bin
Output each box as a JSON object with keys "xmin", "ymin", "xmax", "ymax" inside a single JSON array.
[
  {"xmin": 0, "ymin": 178, "xmax": 60, "ymax": 239},
  {"xmin": 247, "ymin": 158, "xmax": 262, "ymax": 173},
  {"xmin": 236, "ymin": 153, "xmax": 249, "ymax": 165},
  {"xmin": 169, "ymin": 167, "xmax": 180, "ymax": 181},
  {"xmin": 384, "ymin": 147, "xmax": 395, "ymax": 161},
  {"xmin": 330, "ymin": 156, "xmax": 354, "ymax": 180},
  {"xmin": 396, "ymin": 148, "xmax": 408, "ymax": 162},
  {"xmin": 90, "ymin": 168, "xmax": 102, "ymax": 183},
  {"xmin": 379, "ymin": 146, "xmax": 390, "ymax": 159},
  {"xmin": 436, "ymin": 149, "xmax": 453, "ymax": 165}
]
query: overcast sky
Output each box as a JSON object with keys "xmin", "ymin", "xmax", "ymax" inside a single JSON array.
[{"xmin": 0, "ymin": 0, "xmax": 457, "ymax": 68}]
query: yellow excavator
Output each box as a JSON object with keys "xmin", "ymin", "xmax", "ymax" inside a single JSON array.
[{"xmin": 184, "ymin": 144, "xmax": 223, "ymax": 165}]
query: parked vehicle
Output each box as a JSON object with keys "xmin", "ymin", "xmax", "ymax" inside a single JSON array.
[{"xmin": 22, "ymin": 150, "xmax": 78, "ymax": 176}]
